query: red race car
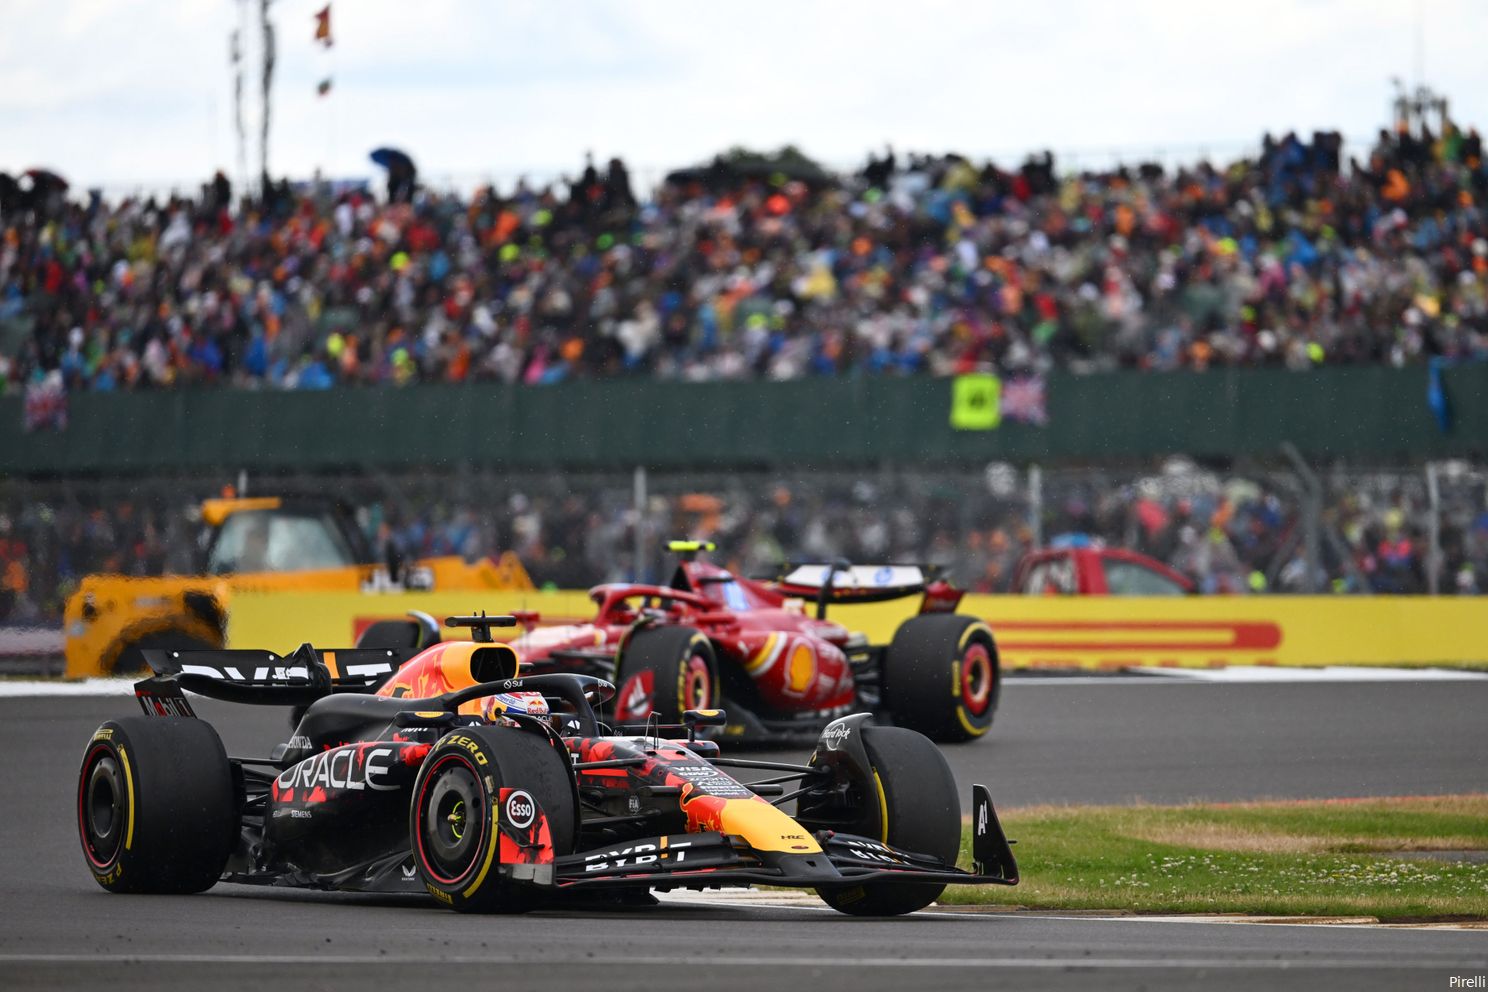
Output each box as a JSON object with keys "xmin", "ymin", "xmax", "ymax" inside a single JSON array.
[{"xmin": 511, "ymin": 542, "xmax": 1001, "ymax": 745}]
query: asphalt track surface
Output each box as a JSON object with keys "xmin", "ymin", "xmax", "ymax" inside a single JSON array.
[{"xmin": 2, "ymin": 678, "xmax": 1485, "ymax": 991}]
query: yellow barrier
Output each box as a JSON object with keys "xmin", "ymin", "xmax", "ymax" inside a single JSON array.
[
  {"xmin": 229, "ymin": 590, "xmax": 1488, "ymax": 668},
  {"xmin": 229, "ymin": 589, "xmax": 599, "ymax": 653}
]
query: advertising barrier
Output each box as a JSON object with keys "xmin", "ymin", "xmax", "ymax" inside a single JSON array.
[
  {"xmin": 8, "ymin": 366, "xmax": 1488, "ymax": 476},
  {"xmin": 227, "ymin": 590, "xmax": 1488, "ymax": 669}
]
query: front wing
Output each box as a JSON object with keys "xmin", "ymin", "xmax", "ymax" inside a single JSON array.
[{"xmin": 515, "ymin": 786, "xmax": 1017, "ymax": 893}]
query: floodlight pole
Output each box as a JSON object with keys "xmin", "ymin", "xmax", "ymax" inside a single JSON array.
[
  {"xmin": 633, "ymin": 466, "xmax": 648, "ymax": 582},
  {"xmin": 260, "ymin": 0, "xmax": 276, "ymax": 194},
  {"xmin": 1414, "ymin": 0, "xmax": 1425, "ymax": 91},
  {"xmin": 1027, "ymin": 464, "xmax": 1043, "ymax": 548},
  {"xmin": 1425, "ymin": 462, "xmax": 1442, "ymax": 596},
  {"xmin": 231, "ymin": 1, "xmax": 247, "ymax": 196},
  {"xmin": 1281, "ymin": 443, "xmax": 1323, "ymax": 594}
]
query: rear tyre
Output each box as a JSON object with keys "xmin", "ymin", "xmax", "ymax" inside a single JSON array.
[
  {"xmin": 882, "ymin": 614, "xmax": 999, "ymax": 742},
  {"xmin": 76, "ymin": 717, "xmax": 237, "ymax": 893},
  {"xmin": 411, "ymin": 727, "xmax": 576, "ymax": 914},
  {"xmin": 812, "ymin": 726, "xmax": 962, "ymax": 916},
  {"xmin": 612, "ymin": 625, "xmax": 718, "ymax": 725}
]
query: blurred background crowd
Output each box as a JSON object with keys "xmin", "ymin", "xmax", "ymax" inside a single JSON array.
[
  {"xmin": 3, "ymin": 116, "xmax": 1487, "ymax": 395},
  {"xmin": 5, "ymin": 115, "xmax": 1488, "ymax": 626},
  {"xmin": 4, "ymin": 460, "xmax": 1486, "ymax": 625}
]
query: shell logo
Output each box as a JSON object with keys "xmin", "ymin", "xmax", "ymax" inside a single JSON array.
[{"xmin": 786, "ymin": 641, "xmax": 816, "ymax": 694}]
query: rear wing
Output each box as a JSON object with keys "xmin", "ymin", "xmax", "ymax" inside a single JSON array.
[
  {"xmin": 134, "ymin": 642, "xmax": 407, "ymax": 712},
  {"xmin": 770, "ymin": 563, "xmax": 965, "ymax": 617}
]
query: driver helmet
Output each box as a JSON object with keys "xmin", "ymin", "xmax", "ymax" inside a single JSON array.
[{"xmin": 480, "ymin": 691, "xmax": 550, "ymax": 722}]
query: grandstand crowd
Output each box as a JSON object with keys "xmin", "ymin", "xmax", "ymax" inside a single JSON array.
[
  {"xmin": 4, "ymin": 121, "xmax": 1487, "ymax": 622},
  {"xmin": 3, "ymin": 117, "xmax": 1487, "ymax": 394}
]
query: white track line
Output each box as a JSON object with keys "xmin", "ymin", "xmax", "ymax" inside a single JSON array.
[
  {"xmin": 1125, "ymin": 666, "xmax": 1488, "ymax": 682},
  {"xmin": 659, "ymin": 892, "xmax": 1484, "ymax": 930},
  {"xmin": 0, "ymin": 953, "xmax": 1456, "ymax": 970},
  {"xmin": 0, "ymin": 678, "xmax": 138, "ymax": 697}
]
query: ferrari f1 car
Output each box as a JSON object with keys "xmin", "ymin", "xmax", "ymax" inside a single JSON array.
[
  {"xmin": 510, "ymin": 543, "xmax": 1002, "ymax": 744},
  {"xmin": 77, "ymin": 615, "xmax": 1018, "ymax": 916}
]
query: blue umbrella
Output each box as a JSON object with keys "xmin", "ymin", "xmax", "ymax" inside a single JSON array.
[{"xmin": 369, "ymin": 148, "xmax": 413, "ymax": 172}]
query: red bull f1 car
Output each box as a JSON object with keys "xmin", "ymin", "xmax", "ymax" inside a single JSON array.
[
  {"xmin": 510, "ymin": 542, "xmax": 1002, "ymax": 744},
  {"xmin": 77, "ymin": 615, "xmax": 1018, "ymax": 916}
]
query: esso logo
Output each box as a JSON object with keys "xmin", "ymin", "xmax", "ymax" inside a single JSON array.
[{"xmin": 505, "ymin": 790, "xmax": 536, "ymax": 829}]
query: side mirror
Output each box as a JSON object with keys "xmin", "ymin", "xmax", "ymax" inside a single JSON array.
[
  {"xmin": 394, "ymin": 710, "xmax": 458, "ymax": 730},
  {"xmin": 682, "ymin": 708, "xmax": 727, "ymax": 742}
]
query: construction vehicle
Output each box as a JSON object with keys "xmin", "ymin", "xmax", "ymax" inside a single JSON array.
[{"xmin": 63, "ymin": 496, "xmax": 532, "ymax": 678}]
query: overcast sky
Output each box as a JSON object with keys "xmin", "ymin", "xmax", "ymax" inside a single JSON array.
[{"xmin": 3, "ymin": 0, "xmax": 1486, "ymax": 194}]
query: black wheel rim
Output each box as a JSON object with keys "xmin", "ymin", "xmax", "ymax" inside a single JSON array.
[
  {"xmin": 81, "ymin": 751, "xmax": 124, "ymax": 867},
  {"xmin": 421, "ymin": 759, "xmax": 483, "ymax": 882}
]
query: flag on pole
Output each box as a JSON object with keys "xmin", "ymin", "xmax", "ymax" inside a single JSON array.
[
  {"xmin": 313, "ymin": 5, "xmax": 333, "ymax": 47},
  {"xmin": 999, "ymin": 375, "xmax": 1049, "ymax": 426}
]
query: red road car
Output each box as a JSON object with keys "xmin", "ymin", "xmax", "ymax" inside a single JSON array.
[
  {"xmin": 511, "ymin": 543, "xmax": 1001, "ymax": 745},
  {"xmin": 1012, "ymin": 546, "xmax": 1196, "ymax": 596}
]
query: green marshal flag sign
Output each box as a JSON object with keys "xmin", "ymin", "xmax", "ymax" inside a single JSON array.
[{"xmin": 950, "ymin": 373, "xmax": 1001, "ymax": 430}]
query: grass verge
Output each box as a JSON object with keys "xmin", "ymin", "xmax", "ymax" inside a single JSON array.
[{"xmin": 945, "ymin": 794, "xmax": 1488, "ymax": 920}]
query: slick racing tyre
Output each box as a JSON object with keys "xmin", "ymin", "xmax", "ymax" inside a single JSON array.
[
  {"xmin": 77, "ymin": 717, "xmax": 238, "ymax": 893},
  {"xmin": 411, "ymin": 726, "xmax": 577, "ymax": 914},
  {"xmin": 612, "ymin": 625, "xmax": 718, "ymax": 725},
  {"xmin": 810, "ymin": 726, "xmax": 962, "ymax": 916},
  {"xmin": 882, "ymin": 614, "xmax": 999, "ymax": 742}
]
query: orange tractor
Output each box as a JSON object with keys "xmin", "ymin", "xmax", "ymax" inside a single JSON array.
[{"xmin": 63, "ymin": 496, "xmax": 532, "ymax": 678}]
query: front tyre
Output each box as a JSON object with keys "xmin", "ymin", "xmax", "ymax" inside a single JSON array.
[
  {"xmin": 883, "ymin": 614, "xmax": 999, "ymax": 742},
  {"xmin": 77, "ymin": 717, "xmax": 237, "ymax": 893},
  {"xmin": 612, "ymin": 625, "xmax": 718, "ymax": 725},
  {"xmin": 411, "ymin": 726, "xmax": 576, "ymax": 913},
  {"xmin": 812, "ymin": 726, "xmax": 962, "ymax": 916}
]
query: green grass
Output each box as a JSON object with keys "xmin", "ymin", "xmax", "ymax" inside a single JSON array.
[{"xmin": 945, "ymin": 795, "xmax": 1488, "ymax": 921}]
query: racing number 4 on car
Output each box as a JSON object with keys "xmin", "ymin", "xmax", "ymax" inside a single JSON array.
[{"xmin": 77, "ymin": 610, "xmax": 1018, "ymax": 916}]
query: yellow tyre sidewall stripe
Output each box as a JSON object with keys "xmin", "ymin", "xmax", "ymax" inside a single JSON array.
[
  {"xmin": 955, "ymin": 705, "xmax": 990, "ymax": 737},
  {"xmin": 873, "ymin": 770, "xmax": 889, "ymax": 843},
  {"xmin": 118, "ymin": 744, "xmax": 136, "ymax": 851},
  {"xmin": 460, "ymin": 799, "xmax": 502, "ymax": 899}
]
